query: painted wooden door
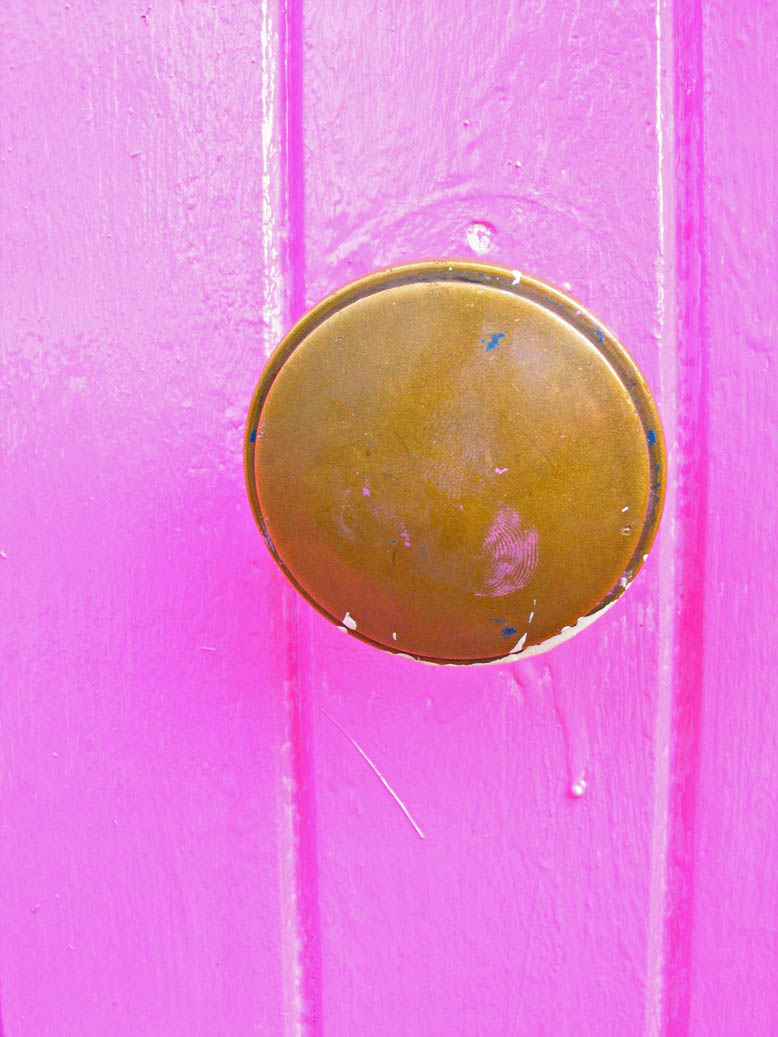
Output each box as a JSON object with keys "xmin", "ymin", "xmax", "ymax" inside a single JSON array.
[{"xmin": 2, "ymin": 0, "xmax": 776, "ymax": 1033}]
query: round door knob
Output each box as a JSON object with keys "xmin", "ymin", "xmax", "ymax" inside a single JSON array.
[{"xmin": 245, "ymin": 261, "xmax": 665, "ymax": 664}]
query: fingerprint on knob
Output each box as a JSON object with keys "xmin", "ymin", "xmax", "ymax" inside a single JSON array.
[{"xmin": 474, "ymin": 505, "xmax": 539, "ymax": 597}]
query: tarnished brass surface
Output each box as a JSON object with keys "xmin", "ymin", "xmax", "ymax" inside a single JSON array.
[{"xmin": 245, "ymin": 262, "xmax": 665, "ymax": 664}]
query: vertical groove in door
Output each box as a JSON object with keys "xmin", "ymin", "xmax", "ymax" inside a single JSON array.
[
  {"xmin": 263, "ymin": 0, "xmax": 322, "ymax": 1032},
  {"xmin": 284, "ymin": 0, "xmax": 307, "ymax": 324},
  {"xmin": 650, "ymin": 0, "xmax": 709, "ymax": 1031},
  {"xmin": 644, "ymin": 3, "xmax": 678, "ymax": 1032},
  {"xmin": 277, "ymin": 585, "xmax": 321, "ymax": 1037}
]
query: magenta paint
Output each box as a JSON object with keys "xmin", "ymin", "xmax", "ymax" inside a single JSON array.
[{"xmin": 1, "ymin": 0, "xmax": 776, "ymax": 1034}]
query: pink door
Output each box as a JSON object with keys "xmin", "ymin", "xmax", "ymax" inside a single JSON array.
[{"xmin": 2, "ymin": 0, "xmax": 776, "ymax": 1033}]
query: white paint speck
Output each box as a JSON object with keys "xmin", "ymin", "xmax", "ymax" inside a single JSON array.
[
  {"xmin": 392, "ymin": 632, "xmax": 397, "ymax": 641},
  {"xmin": 466, "ymin": 221, "xmax": 495, "ymax": 255},
  {"xmin": 0, "ymin": 550, "xmax": 6, "ymax": 559},
  {"xmin": 342, "ymin": 611, "xmax": 357, "ymax": 630},
  {"xmin": 571, "ymin": 777, "xmax": 587, "ymax": 798},
  {"xmin": 619, "ymin": 576, "xmax": 629, "ymax": 589},
  {"xmin": 622, "ymin": 505, "xmax": 629, "ymax": 513},
  {"xmin": 563, "ymin": 281, "xmax": 572, "ymax": 290},
  {"xmin": 510, "ymin": 632, "xmax": 529, "ymax": 654},
  {"xmin": 511, "ymin": 269, "xmax": 522, "ymax": 285},
  {"xmin": 495, "ymin": 467, "xmax": 508, "ymax": 475}
]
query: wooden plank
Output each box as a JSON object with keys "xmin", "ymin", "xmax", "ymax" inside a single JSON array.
[
  {"xmin": 0, "ymin": 1, "xmax": 291, "ymax": 1031},
  {"xmin": 678, "ymin": 2, "xmax": 778, "ymax": 1032},
  {"xmin": 297, "ymin": 1, "xmax": 669, "ymax": 1031}
]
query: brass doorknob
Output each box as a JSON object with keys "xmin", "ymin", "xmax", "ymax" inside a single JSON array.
[{"xmin": 245, "ymin": 262, "xmax": 665, "ymax": 664}]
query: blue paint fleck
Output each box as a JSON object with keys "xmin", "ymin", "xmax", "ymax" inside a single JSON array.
[
  {"xmin": 595, "ymin": 328, "xmax": 604, "ymax": 344},
  {"xmin": 485, "ymin": 332, "xmax": 505, "ymax": 352},
  {"xmin": 502, "ymin": 626, "xmax": 518, "ymax": 637},
  {"xmin": 249, "ymin": 428, "xmax": 257, "ymax": 443},
  {"xmin": 647, "ymin": 429, "xmax": 656, "ymax": 444}
]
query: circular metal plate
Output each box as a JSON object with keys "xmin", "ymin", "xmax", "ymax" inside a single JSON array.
[{"xmin": 245, "ymin": 262, "xmax": 665, "ymax": 664}]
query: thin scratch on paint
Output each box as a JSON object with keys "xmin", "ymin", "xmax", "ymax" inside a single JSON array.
[
  {"xmin": 495, "ymin": 466, "xmax": 508, "ymax": 475},
  {"xmin": 484, "ymin": 331, "xmax": 505, "ymax": 352},
  {"xmin": 321, "ymin": 708, "xmax": 425, "ymax": 839},
  {"xmin": 342, "ymin": 611, "xmax": 357, "ymax": 630},
  {"xmin": 199, "ymin": 645, "xmax": 217, "ymax": 652}
]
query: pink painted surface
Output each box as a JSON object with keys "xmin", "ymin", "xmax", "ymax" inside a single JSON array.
[
  {"xmin": 1, "ymin": 1, "xmax": 776, "ymax": 1035},
  {"xmin": 0, "ymin": 2, "xmax": 291, "ymax": 1032}
]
